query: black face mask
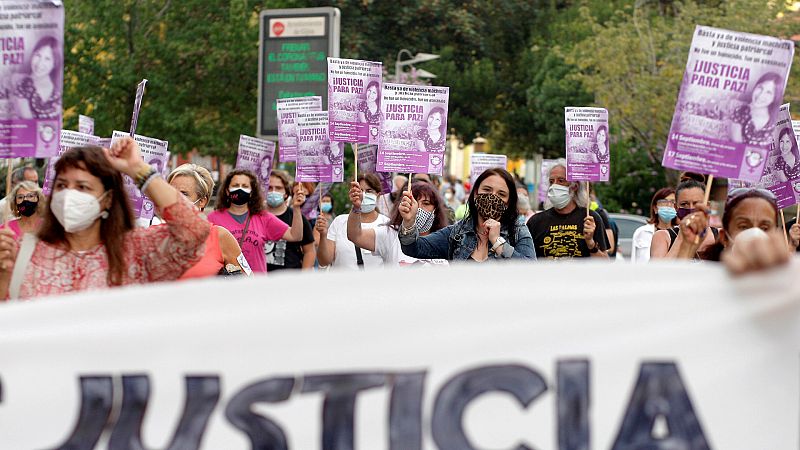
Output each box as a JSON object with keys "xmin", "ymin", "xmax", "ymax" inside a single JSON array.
[
  {"xmin": 17, "ymin": 200, "xmax": 37, "ymax": 217},
  {"xmin": 229, "ymin": 189, "xmax": 251, "ymax": 206},
  {"xmin": 676, "ymin": 207, "xmax": 694, "ymax": 220}
]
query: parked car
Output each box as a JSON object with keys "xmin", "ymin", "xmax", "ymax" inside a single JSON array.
[{"xmin": 608, "ymin": 213, "xmax": 648, "ymax": 260}]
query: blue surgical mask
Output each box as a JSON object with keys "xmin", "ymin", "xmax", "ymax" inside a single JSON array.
[
  {"xmin": 320, "ymin": 202, "xmax": 333, "ymax": 213},
  {"xmin": 266, "ymin": 191, "xmax": 286, "ymax": 208},
  {"xmin": 657, "ymin": 206, "xmax": 677, "ymax": 222},
  {"xmin": 360, "ymin": 192, "xmax": 377, "ymax": 213}
]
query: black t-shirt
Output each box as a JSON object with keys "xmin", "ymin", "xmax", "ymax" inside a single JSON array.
[
  {"xmin": 526, "ymin": 207, "xmax": 608, "ymax": 259},
  {"xmin": 266, "ymin": 207, "xmax": 314, "ymax": 271},
  {"xmin": 785, "ymin": 218, "xmax": 800, "ymax": 253}
]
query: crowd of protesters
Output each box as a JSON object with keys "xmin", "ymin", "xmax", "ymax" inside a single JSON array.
[{"xmin": 0, "ymin": 137, "xmax": 796, "ymax": 300}]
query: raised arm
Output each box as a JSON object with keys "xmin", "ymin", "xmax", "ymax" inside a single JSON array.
[
  {"xmin": 346, "ymin": 181, "xmax": 377, "ymax": 252},
  {"xmin": 282, "ymin": 194, "xmax": 305, "ymax": 242}
]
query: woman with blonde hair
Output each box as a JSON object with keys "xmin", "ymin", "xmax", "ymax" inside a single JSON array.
[
  {"xmin": 167, "ymin": 164, "xmax": 250, "ymax": 278},
  {"xmin": 4, "ymin": 180, "xmax": 46, "ymax": 240}
]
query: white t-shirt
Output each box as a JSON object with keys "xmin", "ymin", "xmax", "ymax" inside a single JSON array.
[
  {"xmin": 631, "ymin": 223, "xmax": 655, "ymax": 263},
  {"xmin": 327, "ymin": 213, "xmax": 390, "ymax": 270},
  {"xmin": 373, "ymin": 225, "xmax": 449, "ymax": 268}
]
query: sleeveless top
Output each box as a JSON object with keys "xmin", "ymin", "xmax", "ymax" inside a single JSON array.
[{"xmin": 180, "ymin": 225, "xmax": 223, "ymax": 280}]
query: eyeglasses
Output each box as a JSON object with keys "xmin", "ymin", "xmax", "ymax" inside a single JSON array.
[
  {"xmin": 656, "ymin": 199, "xmax": 675, "ymax": 207},
  {"xmin": 728, "ymin": 187, "xmax": 776, "ymax": 201},
  {"xmin": 15, "ymin": 193, "xmax": 37, "ymax": 202}
]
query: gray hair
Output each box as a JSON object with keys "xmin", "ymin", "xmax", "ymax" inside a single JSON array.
[{"xmin": 544, "ymin": 158, "xmax": 589, "ymax": 209}]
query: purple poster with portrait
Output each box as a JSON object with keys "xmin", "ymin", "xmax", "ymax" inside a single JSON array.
[
  {"xmin": 112, "ymin": 130, "xmax": 169, "ymax": 220},
  {"xmin": 357, "ymin": 144, "xmax": 392, "ymax": 194},
  {"xmin": 301, "ymin": 181, "xmax": 332, "ymax": 221},
  {"xmin": 470, "ymin": 153, "xmax": 507, "ymax": 185},
  {"xmin": 236, "ymin": 134, "xmax": 276, "ymax": 191},
  {"xmin": 565, "ymin": 107, "xmax": 609, "ymax": 182},
  {"xmin": 662, "ymin": 26, "xmax": 795, "ymax": 182},
  {"xmin": 129, "ymin": 79, "xmax": 147, "ymax": 137},
  {"xmin": 0, "ymin": 1, "xmax": 64, "ymax": 158},
  {"xmin": 78, "ymin": 114, "xmax": 94, "ymax": 135},
  {"xmin": 42, "ymin": 130, "xmax": 94, "ymax": 195},
  {"xmin": 276, "ymin": 96, "xmax": 322, "ymax": 162},
  {"xmin": 538, "ymin": 159, "xmax": 558, "ymax": 205},
  {"xmin": 376, "ymin": 83, "xmax": 449, "ymax": 175},
  {"xmin": 327, "ymin": 58, "xmax": 382, "ymax": 144},
  {"xmin": 295, "ymin": 111, "xmax": 344, "ymax": 183},
  {"xmin": 729, "ymin": 104, "xmax": 800, "ymax": 208}
]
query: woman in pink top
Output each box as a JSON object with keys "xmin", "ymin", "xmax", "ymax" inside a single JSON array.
[
  {"xmin": 166, "ymin": 163, "xmax": 249, "ymax": 279},
  {"xmin": 207, "ymin": 169, "xmax": 304, "ymax": 273},
  {"xmin": 0, "ymin": 137, "xmax": 210, "ymax": 299},
  {"xmin": 5, "ymin": 180, "xmax": 45, "ymax": 240}
]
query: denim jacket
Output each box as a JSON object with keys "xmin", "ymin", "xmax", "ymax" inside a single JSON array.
[{"xmin": 399, "ymin": 218, "xmax": 536, "ymax": 261}]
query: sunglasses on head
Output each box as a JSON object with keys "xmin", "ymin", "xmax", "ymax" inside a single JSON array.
[{"xmin": 727, "ymin": 187, "xmax": 776, "ymax": 201}]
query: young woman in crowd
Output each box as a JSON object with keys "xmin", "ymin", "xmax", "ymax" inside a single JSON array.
[
  {"xmin": 167, "ymin": 164, "xmax": 248, "ymax": 279},
  {"xmin": 263, "ymin": 170, "xmax": 315, "ymax": 272},
  {"xmin": 4, "ymin": 181, "xmax": 46, "ymax": 240},
  {"xmin": 630, "ymin": 187, "xmax": 677, "ymax": 263},
  {"xmin": 347, "ymin": 180, "xmax": 449, "ymax": 267},
  {"xmin": 526, "ymin": 160, "xmax": 608, "ymax": 259},
  {"xmin": 0, "ymin": 137, "xmax": 210, "ymax": 299},
  {"xmin": 315, "ymin": 173, "xmax": 390, "ymax": 269},
  {"xmin": 398, "ymin": 168, "xmax": 535, "ymax": 261},
  {"xmin": 208, "ymin": 169, "xmax": 303, "ymax": 274},
  {"xmin": 650, "ymin": 179, "xmax": 718, "ymax": 259},
  {"xmin": 695, "ymin": 188, "xmax": 782, "ymax": 262}
]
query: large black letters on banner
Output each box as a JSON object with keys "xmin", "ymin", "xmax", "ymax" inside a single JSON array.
[
  {"xmin": 301, "ymin": 373, "xmax": 387, "ymax": 450},
  {"xmin": 388, "ymin": 372, "xmax": 426, "ymax": 450},
  {"xmin": 50, "ymin": 376, "xmax": 114, "ymax": 450},
  {"xmin": 611, "ymin": 362, "xmax": 711, "ymax": 450},
  {"xmin": 431, "ymin": 364, "xmax": 547, "ymax": 450},
  {"xmin": 557, "ymin": 360, "xmax": 590, "ymax": 450},
  {"xmin": 107, "ymin": 375, "xmax": 220, "ymax": 450},
  {"xmin": 224, "ymin": 377, "xmax": 295, "ymax": 450}
]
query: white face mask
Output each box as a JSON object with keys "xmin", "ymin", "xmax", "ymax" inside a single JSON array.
[
  {"xmin": 50, "ymin": 189, "xmax": 109, "ymax": 233},
  {"xmin": 547, "ymin": 184, "xmax": 572, "ymax": 210}
]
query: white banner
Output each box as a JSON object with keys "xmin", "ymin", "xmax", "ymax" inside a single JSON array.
[{"xmin": 0, "ymin": 261, "xmax": 798, "ymax": 449}]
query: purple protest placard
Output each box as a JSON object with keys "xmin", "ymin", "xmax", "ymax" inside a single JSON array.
[
  {"xmin": 729, "ymin": 104, "xmax": 800, "ymax": 208},
  {"xmin": 111, "ymin": 130, "xmax": 169, "ymax": 220},
  {"xmin": 276, "ymin": 96, "xmax": 322, "ymax": 162},
  {"xmin": 129, "ymin": 79, "xmax": 147, "ymax": 137},
  {"xmin": 470, "ymin": 153, "xmax": 507, "ymax": 185},
  {"xmin": 78, "ymin": 114, "xmax": 94, "ymax": 135},
  {"xmin": 662, "ymin": 26, "xmax": 795, "ymax": 182},
  {"xmin": 327, "ymin": 58, "xmax": 382, "ymax": 144},
  {"xmin": 42, "ymin": 131, "xmax": 94, "ymax": 195},
  {"xmin": 538, "ymin": 159, "xmax": 558, "ymax": 205},
  {"xmin": 0, "ymin": 1, "xmax": 64, "ymax": 158},
  {"xmin": 301, "ymin": 182, "xmax": 332, "ymax": 221},
  {"xmin": 357, "ymin": 144, "xmax": 392, "ymax": 194},
  {"xmin": 565, "ymin": 107, "xmax": 609, "ymax": 182},
  {"xmin": 295, "ymin": 111, "xmax": 344, "ymax": 183},
  {"xmin": 376, "ymin": 83, "xmax": 449, "ymax": 175},
  {"xmin": 236, "ymin": 135, "xmax": 276, "ymax": 191}
]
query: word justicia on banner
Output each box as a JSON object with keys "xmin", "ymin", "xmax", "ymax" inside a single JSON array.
[{"xmin": 0, "ymin": 262, "xmax": 798, "ymax": 448}]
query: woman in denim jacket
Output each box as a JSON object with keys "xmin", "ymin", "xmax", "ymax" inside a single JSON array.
[{"xmin": 398, "ymin": 168, "xmax": 535, "ymax": 261}]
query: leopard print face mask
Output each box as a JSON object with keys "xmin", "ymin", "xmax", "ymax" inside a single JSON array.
[{"xmin": 474, "ymin": 193, "xmax": 508, "ymax": 221}]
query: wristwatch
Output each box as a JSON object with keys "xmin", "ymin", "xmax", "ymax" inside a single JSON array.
[
  {"xmin": 491, "ymin": 236, "xmax": 507, "ymax": 252},
  {"xmin": 588, "ymin": 240, "xmax": 599, "ymax": 253}
]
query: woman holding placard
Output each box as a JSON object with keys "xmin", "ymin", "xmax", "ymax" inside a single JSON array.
[
  {"xmin": 398, "ymin": 168, "xmax": 534, "ymax": 261},
  {"xmin": 347, "ymin": 181, "xmax": 449, "ymax": 267},
  {"xmin": 0, "ymin": 138, "xmax": 210, "ymax": 299},
  {"xmin": 316, "ymin": 173, "xmax": 390, "ymax": 269},
  {"xmin": 208, "ymin": 169, "xmax": 304, "ymax": 274}
]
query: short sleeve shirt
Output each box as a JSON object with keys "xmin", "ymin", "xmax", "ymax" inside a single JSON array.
[
  {"xmin": 526, "ymin": 207, "xmax": 608, "ymax": 259},
  {"xmin": 266, "ymin": 207, "xmax": 314, "ymax": 271},
  {"xmin": 207, "ymin": 210, "xmax": 289, "ymax": 273},
  {"xmin": 327, "ymin": 213, "xmax": 389, "ymax": 270}
]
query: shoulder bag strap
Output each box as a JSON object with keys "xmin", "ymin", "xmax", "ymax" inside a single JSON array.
[
  {"xmin": 354, "ymin": 244, "xmax": 365, "ymax": 269},
  {"xmin": 10, "ymin": 233, "xmax": 38, "ymax": 300}
]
